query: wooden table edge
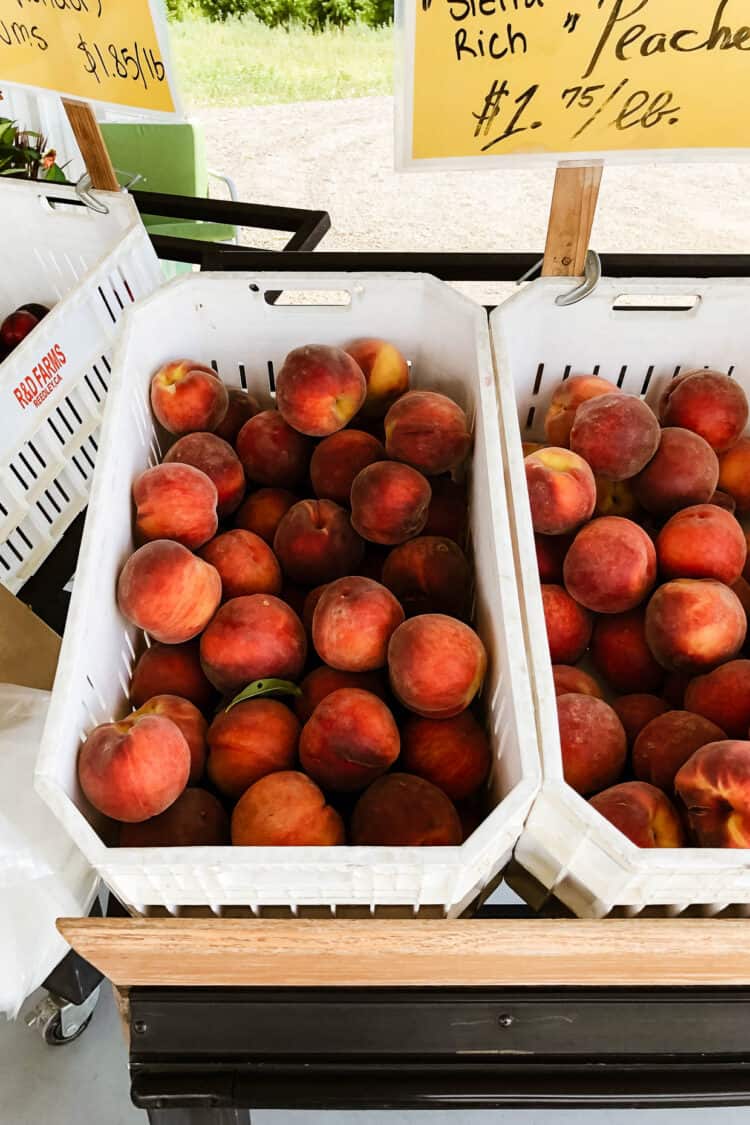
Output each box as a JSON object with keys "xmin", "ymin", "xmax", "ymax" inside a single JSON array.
[{"xmin": 58, "ymin": 917, "xmax": 750, "ymax": 988}]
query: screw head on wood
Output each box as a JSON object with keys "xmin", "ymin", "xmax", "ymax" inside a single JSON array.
[
  {"xmin": 497, "ymin": 1013, "xmax": 514, "ymax": 1028},
  {"xmin": 132, "ymin": 1019, "xmax": 148, "ymax": 1035}
]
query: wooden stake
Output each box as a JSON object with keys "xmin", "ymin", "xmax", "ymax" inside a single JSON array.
[
  {"xmin": 62, "ymin": 99, "xmax": 119, "ymax": 192},
  {"xmin": 542, "ymin": 163, "xmax": 602, "ymax": 277},
  {"xmin": 58, "ymin": 917, "xmax": 750, "ymax": 989}
]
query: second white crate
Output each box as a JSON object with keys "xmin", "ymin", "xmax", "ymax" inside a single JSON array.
[
  {"xmin": 0, "ymin": 179, "xmax": 162, "ymax": 592},
  {"xmin": 492, "ymin": 276, "xmax": 750, "ymax": 919},
  {"xmin": 35, "ymin": 271, "xmax": 540, "ymax": 917}
]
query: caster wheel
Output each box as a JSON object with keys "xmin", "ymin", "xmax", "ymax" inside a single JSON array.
[{"xmin": 42, "ymin": 1009, "xmax": 94, "ymax": 1046}]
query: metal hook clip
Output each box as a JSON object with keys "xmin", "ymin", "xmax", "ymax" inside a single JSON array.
[
  {"xmin": 554, "ymin": 249, "xmax": 601, "ymax": 307},
  {"xmin": 74, "ymin": 172, "xmax": 110, "ymax": 215}
]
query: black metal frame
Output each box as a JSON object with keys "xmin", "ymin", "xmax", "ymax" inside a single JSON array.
[
  {"xmin": 130, "ymin": 189, "xmax": 331, "ymax": 258},
  {"xmin": 19, "ymin": 247, "xmax": 750, "ymax": 1118},
  {"xmin": 130, "ymin": 981, "xmax": 750, "ymax": 1113}
]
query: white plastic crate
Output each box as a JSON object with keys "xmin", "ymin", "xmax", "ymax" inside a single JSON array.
[
  {"xmin": 35, "ymin": 271, "xmax": 540, "ymax": 917},
  {"xmin": 491, "ymin": 276, "xmax": 750, "ymax": 919},
  {"xmin": 0, "ymin": 179, "xmax": 162, "ymax": 592}
]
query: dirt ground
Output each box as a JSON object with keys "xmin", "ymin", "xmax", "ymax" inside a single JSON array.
[{"xmin": 195, "ymin": 95, "xmax": 750, "ymax": 259}]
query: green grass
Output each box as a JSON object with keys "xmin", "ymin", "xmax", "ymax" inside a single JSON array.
[{"xmin": 169, "ymin": 13, "xmax": 393, "ymax": 107}]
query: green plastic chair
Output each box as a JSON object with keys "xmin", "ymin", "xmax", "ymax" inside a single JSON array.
[{"xmin": 99, "ymin": 122, "xmax": 238, "ymax": 247}]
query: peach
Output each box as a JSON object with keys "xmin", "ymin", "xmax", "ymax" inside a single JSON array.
[
  {"xmin": 294, "ymin": 665, "xmax": 388, "ymax": 724},
  {"xmin": 522, "ymin": 441, "xmax": 546, "ymax": 457},
  {"xmin": 675, "ymin": 740, "xmax": 750, "ymax": 847},
  {"xmin": 594, "ymin": 476, "xmax": 640, "ymax": 519},
  {"xmin": 656, "ymin": 504, "xmax": 746, "ymax": 585},
  {"xmin": 590, "ymin": 608, "xmax": 664, "ymax": 694},
  {"xmin": 200, "ymin": 594, "xmax": 307, "ymax": 695},
  {"xmin": 684, "ymin": 660, "xmax": 750, "ymax": 738},
  {"xmin": 612, "ymin": 694, "xmax": 670, "ymax": 746},
  {"xmin": 524, "ymin": 447, "xmax": 596, "ymax": 536},
  {"xmin": 236, "ymin": 410, "xmax": 312, "ymax": 489},
  {"xmin": 385, "ymin": 390, "xmax": 471, "ymax": 476},
  {"xmin": 310, "ymin": 429, "xmax": 386, "ymax": 507},
  {"xmin": 130, "ymin": 640, "xmax": 216, "ymax": 712},
  {"xmin": 346, "ymin": 337, "xmax": 410, "ymax": 417},
  {"xmin": 423, "ymin": 476, "xmax": 468, "ymax": 545},
  {"xmin": 133, "ymin": 463, "xmax": 217, "ymax": 550},
  {"xmin": 632, "ymin": 428, "xmax": 719, "ymax": 515},
  {"xmin": 570, "ymin": 393, "xmax": 660, "ymax": 481},
  {"xmin": 544, "ymin": 374, "xmax": 620, "ymax": 447},
  {"xmin": 276, "ymin": 345, "xmax": 366, "ymax": 436},
  {"xmin": 732, "ymin": 575, "xmax": 750, "ymax": 620},
  {"xmin": 127, "ymin": 694, "xmax": 208, "ymax": 784},
  {"xmin": 150, "ymin": 360, "xmax": 228, "ymax": 435},
  {"xmin": 535, "ymin": 533, "xmax": 572, "ymax": 583},
  {"xmin": 541, "ymin": 584, "xmax": 592, "ymax": 664},
  {"xmin": 199, "ymin": 529, "xmax": 282, "ymax": 600},
  {"xmin": 711, "ymin": 489, "xmax": 737, "ymax": 514},
  {"xmin": 214, "ymin": 387, "xmax": 261, "ymax": 444},
  {"xmin": 633, "ymin": 710, "xmax": 726, "ymax": 791},
  {"xmin": 552, "ymin": 665, "xmax": 602, "ymax": 698},
  {"xmin": 312, "ymin": 576, "xmax": 404, "ymax": 672},
  {"xmin": 401, "ymin": 711, "xmax": 491, "ymax": 801},
  {"xmin": 590, "ymin": 781, "xmax": 685, "ymax": 847},
  {"xmin": 273, "ymin": 499, "xmax": 364, "ymax": 586},
  {"xmin": 659, "ymin": 369, "xmax": 748, "ymax": 453},
  {"xmin": 234, "ymin": 488, "xmax": 297, "ymax": 544},
  {"xmin": 206, "ymin": 698, "xmax": 300, "ymax": 800},
  {"xmin": 718, "ymin": 437, "xmax": 750, "ymax": 512},
  {"xmin": 303, "ymin": 583, "xmax": 328, "ymax": 637},
  {"xmin": 645, "ymin": 580, "xmax": 746, "ymax": 672},
  {"xmin": 117, "ymin": 541, "xmax": 221, "ymax": 645},
  {"xmin": 350, "ymin": 461, "xmax": 431, "ymax": 546},
  {"xmin": 163, "ymin": 432, "xmax": 245, "ymax": 518},
  {"xmin": 381, "ymin": 536, "xmax": 470, "ymax": 618},
  {"xmin": 231, "ymin": 771, "xmax": 345, "ymax": 845},
  {"xmin": 388, "ymin": 614, "xmax": 486, "ymax": 719},
  {"xmin": 352, "ymin": 773, "xmax": 462, "ymax": 845},
  {"xmin": 563, "ymin": 517, "xmax": 657, "ymax": 614},
  {"xmin": 78, "ymin": 714, "xmax": 190, "ymax": 822},
  {"xmin": 119, "ymin": 788, "xmax": 229, "ymax": 847},
  {"xmin": 557, "ymin": 693, "xmax": 627, "ymax": 796},
  {"xmin": 299, "ymin": 687, "xmax": 399, "ymax": 792}
]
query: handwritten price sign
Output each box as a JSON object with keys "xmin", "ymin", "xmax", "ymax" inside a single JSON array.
[
  {"xmin": 399, "ymin": 0, "xmax": 750, "ymax": 166},
  {"xmin": 0, "ymin": 0, "xmax": 177, "ymax": 115}
]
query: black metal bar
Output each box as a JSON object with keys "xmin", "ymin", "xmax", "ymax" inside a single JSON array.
[
  {"xmin": 200, "ymin": 248, "xmax": 750, "ymax": 280},
  {"xmin": 132, "ymin": 1062, "xmax": 750, "ymax": 1111},
  {"xmin": 129, "ymin": 987, "xmax": 750, "ymax": 1111},
  {"xmin": 130, "ymin": 190, "xmax": 331, "ymax": 265}
]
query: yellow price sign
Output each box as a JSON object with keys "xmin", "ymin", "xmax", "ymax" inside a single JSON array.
[
  {"xmin": 0, "ymin": 0, "xmax": 177, "ymax": 115},
  {"xmin": 398, "ymin": 0, "xmax": 750, "ymax": 166}
]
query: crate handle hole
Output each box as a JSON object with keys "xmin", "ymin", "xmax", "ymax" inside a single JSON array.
[
  {"xmin": 264, "ymin": 289, "xmax": 352, "ymax": 307},
  {"xmin": 612, "ymin": 294, "xmax": 701, "ymax": 313}
]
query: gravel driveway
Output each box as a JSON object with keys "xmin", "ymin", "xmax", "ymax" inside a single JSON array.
[{"xmin": 195, "ymin": 96, "xmax": 750, "ymax": 262}]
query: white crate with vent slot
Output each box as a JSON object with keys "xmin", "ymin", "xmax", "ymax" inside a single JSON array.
[
  {"xmin": 491, "ymin": 276, "xmax": 750, "ymax": 919},
  {"xmin": 0, "ymin": 179, "xmax": 162, "ymax": 592},
  {"xmin": 35, "ymin": 271, "xmax": 540, "ymax": 917}
]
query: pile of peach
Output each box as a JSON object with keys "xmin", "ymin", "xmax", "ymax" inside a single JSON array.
[
  {"xmin": 526, "ymin": 369, "xmax": 750, "ymax": 850},
  {"xmin": 77, "ymin": 341, "xmax": 493, "ymax": 850}
]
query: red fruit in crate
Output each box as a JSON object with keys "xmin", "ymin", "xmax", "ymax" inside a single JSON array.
[
  {"xmin": 18, "ymin": 302, "xmax": 50, "ymax": 321},
  {"xmin": 0, "ymin": 308, "xmax": 39, "ymax": 351}
]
